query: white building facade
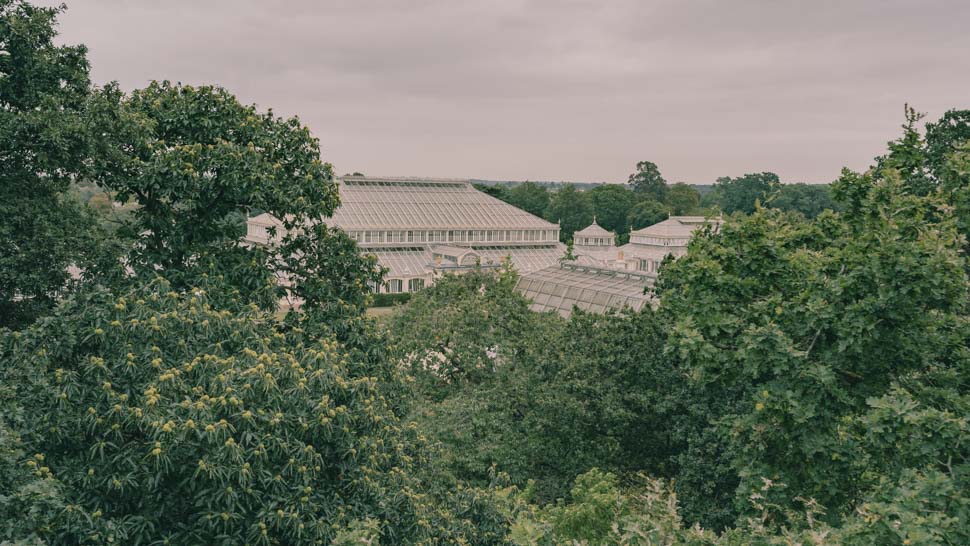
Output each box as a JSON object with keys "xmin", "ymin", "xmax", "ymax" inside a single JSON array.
[
  {"xmin": 513, "ymin": 215, "xmax": 720, "ymax": 316},
  {"xmin": 555, "ymin": 215, "xmax": 720, "ymax": 273},
  {"xmin": 246, "ymin": 176, "xmax": 564, "ymax": 294},
  {"xmin": 571, "ymin": 219, "xmax": 626, "ymax": 269},
  {"xmin": 618, "ymin": 216, "xmax": 719, "ymax": 273}
]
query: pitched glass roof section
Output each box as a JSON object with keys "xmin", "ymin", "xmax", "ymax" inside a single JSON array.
[
  {"xmin": 245, "ymin": 177, "xmax": 565, "ymax": 286},
  {"xmin": 476, "ymin": 245, "xmax": 566, "ymax": 274},
  {"xmin": 515, "ymin": 262, "xmax": 655, "ymax": 317},
  {"xmin": 369, "ymin": 248, "xmax": 433, "ymax": 278},
  {"xmin": 329, "ymin": 176, "xmax": 560, "ymax": 231},
  {"xmin": 574, "ymin": 248, "xmax": 620, "ymax": 263},
  {"xmin": 574, "ymin": 220, "xmax": 612, "ymax": 239},
  {"xmin": 629, "ymin": 216, "xmax": 718, "ymax": 240}
]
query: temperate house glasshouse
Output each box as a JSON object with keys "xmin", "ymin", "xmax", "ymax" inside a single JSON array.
[
  {"xmin": 514, "ymin": 215, "xmax": 721, "ymax": 316},
  {"xmin": 245, "ymin": 176, "xmax": 565, "ymax": 294}
]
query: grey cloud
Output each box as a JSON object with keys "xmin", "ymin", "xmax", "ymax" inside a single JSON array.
[{"xmin": 46, "ymin": 0, "xmax": 970, "ymax": 182}]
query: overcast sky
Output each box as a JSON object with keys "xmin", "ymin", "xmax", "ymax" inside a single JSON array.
[{"xmin": 48, "ymin": 0, "xmax": 970, "ymax": 184}]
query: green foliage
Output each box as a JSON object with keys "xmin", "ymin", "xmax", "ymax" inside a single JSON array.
[
  {"xmin": 925, "ymin": 109, "xmax": 970, "ymax": 180},
  {"xmin": 513, "ymin": 463, "xmax": 969, "ymax": 545},
  {"xmin": 0, "ymin": 0, "xmax": 107, "ymax": 329},
  {"xmin": 371, "ymin": 292, "xmax": 412, "ymax": 307},
  {"xmin": 474, "ymin": 183, "xmax": 512, "ymax": 203},
  {"xmin": 589, "ymin": 184, "xmax": 634, "ymax": 236},
  {"xmin": 660, "ymin": 159, "xmax": 968, "ymax": 530},
  {"xmin": 390, "ymin": 271, "xmax": 563, "ymax": 492},
  {"xmin": 534, "ymin": 309, "xmax": 680, "ymax": 485},
  {"xmin": 627, "ymin": 199, "xmax": 669, "ymax": 231},
  {"xmin": 4, "ymin": 6, "xmax": 969, "ymax": 541},
  {"xmin": 0, "ymin": 394, "xmax": 66, "ymax": 544},
  {"xmin": 699, "ymin": 185, "xmax": 722, "ymax": 209},
  {"xmin": 400, "ymin": 273, "xmax": 679, "ymax": 503},
  {"xmin": 0, "ymin": 191, "xmax": 104, "ymax": 329},
  {"xmin": 332, "ymin": 518, "xmax": 381, "ymax": 545},
  {"xmin": 874, "ymin": 105, "xmax": 935, "ymax": 196},
  {"xmin": 510, "ymin": 469, "xmax": 717, "ymax": 546},
  {"xmin": 837, "ymin": 468, "xmax": 968, "ymax": 545},
  {"xmin": 766, "ymin": 183, "xmax": 838, "ymax": 218},
  {"xmin": 669, "ymin": 423, "xmax": 739, "ymax": 531},
  {"xmin": 713, "ymin": 172, "xmax": 781, "ymax": 214},
  {"xmin": 540, "ymin": 469, "xmax": 630, "ymax": 544},
  {"xmin": 848, "ymin": 107, "xmax": 970, "ymax": 255},
  {"xmin": 87, "ymin": 80, "xmax": 339, "ymax": 309},
  {"xmin": 940, "ymin": 142, "xmax": 970, "ymax": 253},
  {"xmin": 276, "ymin": 224, "xmax": 384, "ymax": 329},
  {"xmin": 271, "ymin": 224, "xmax": 400, "ymax": 403},
  {"xmin": 0, "ymin": 279, "xmax": 469, "ymax": 544},
  {"xmin": 563, "ymin": 241, "xmax": 577, "ymax": 261},
  {"xmin": 628, "ymin": 161, "xmax": 668, "ymax": 202},
  {"xmin": 666, "ymin": 182, "xmax": 701, "ymax": 215},
  {"xmin": 834, "ymin": 107, "xmax": 969, "ymax": 246},
  {"xmin": 388, "ymin": 270, "xmax": 538, "ymax": 399},
  {"xmin": 544, "ymin": 184, "xmax": 594, "ymax": 242},
  {"xmin": 507, "ymin": 182, "xmax": 551, "ymax": 218},
  {"xmin": 425, "ymin": 470, "xmax": 527, "ymax": 545}
]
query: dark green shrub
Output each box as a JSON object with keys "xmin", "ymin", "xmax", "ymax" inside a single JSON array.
[{"xmin": 370, "ymin": 292, "xmax": 412, "ymax": 308}]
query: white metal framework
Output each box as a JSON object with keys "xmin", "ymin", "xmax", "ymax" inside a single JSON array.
[
  {"xmin": 332, "ymin": 177, "xmax": 557, "ymax": 231},
  {"xmin": 573, "ymin": 219, "xmax": 615, "ymax": 247},
  {"xmin": 514, "ymin": 216, "xmax": 722, "ymax": 316},
  {"xmin": 619, "ymin": 216, "xmax": 720, "ymax": 273},
  {"xmin": 245, "ymin": 176, "xmax": 564, "ymax": 294},
  {"xmin": 515, "ymin": 262, "xmax": 655, "ymax": 317}
]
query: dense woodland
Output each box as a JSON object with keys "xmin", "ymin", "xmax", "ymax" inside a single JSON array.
[{"xmin": 2, "ymin": 2, "xmax": 969, "ymax": 544}]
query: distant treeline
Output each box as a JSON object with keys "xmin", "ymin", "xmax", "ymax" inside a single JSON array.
[
  {"xmin": 471, "ymin": 179, "xmax": 608, "ymax": 191},
  {"xmin": 473, "ymin": 165, "xmax": 840, "ymax": 243}
]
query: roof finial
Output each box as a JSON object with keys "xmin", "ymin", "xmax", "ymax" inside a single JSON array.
[{"xmin": 592, "ymin": 215, "xmax": 597, "ymax": 225}]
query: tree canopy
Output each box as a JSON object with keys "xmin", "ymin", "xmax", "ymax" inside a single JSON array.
[
  {"xmin": 925, "ymin": 109, "xmax": 970, "ymax": 179},
  {"xmin": 507, "ymin": 182, "xmax": 550, "ymax": 217},
  {"xmin": 87, "ymin": 81, "xmax": 340, "ymax": 311},
  {"xmin": 544, "ymin": 183, "xmax": 593, "ymax": 242},
  {"xmin": 767, "ymin": 182, "xmax": 838, "ymax": 218},
  {"xmin": 627, "ymin": 199, "xmax": 669, "ymax": 231},
  {"xmin": 0, "ymin": 0, "xmax": 105, "ymax": 328},
  {"xmin": 713, "ymin": 171, "xmax": 781, "ymax": 214},
  {"xmin": 474, "ymin": 183, "xmax": 512, "ymax": 203},
  {"xmin": 665, "ymin": 183, "xmax": 701, "ymax": 215},
  {"xmin": 628, "ymin": 161, "xmax": 668, "ymax": 202},
  {"xmin": 391, "ymin": 273, "xmax": 678, "ymax": 503},
  {"xmin": 0, "ymin": 280, "xmax": 451, "ymax": 544},
  {"xmin": 589, "ymin": 184, "xmax": 634, "ymax": 236},
  {"xmin": 1, "ymin": 2, "xmax": 968, "ymax": 543},
  {"xmin": 397, "ymin": 108, "xmax": 970, "ymax": 543}
]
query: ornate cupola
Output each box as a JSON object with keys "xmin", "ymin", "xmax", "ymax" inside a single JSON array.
[{"xmin": 573, "ymin": 217, "xmax": 615, "ymax": 247}]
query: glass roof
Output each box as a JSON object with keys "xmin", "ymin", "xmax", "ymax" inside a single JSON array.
[
  {"xmin": 248, "ymin": 178, "xmax": 566, "ymax": 280},
  {"xmin": 369, "ymin": 248, "xmax": 433, "ymax": 278},
  {"xmin": 476, "ymin": 245, "xmax": 565, "ymax": 274},
  {"xmin": 329, "ymin": 178, "xmax": 559, "ymax": 230},
  {"xmin": 515, "ymin": 263, "xmax": 655, "ymax": 317},
  {"xmin": 574, "ymin": 221, "xmax": 613, "ymax": 238},
  {"xmin": 630, "ymin": 216, "xmax": 720, "ymax": 238}
]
